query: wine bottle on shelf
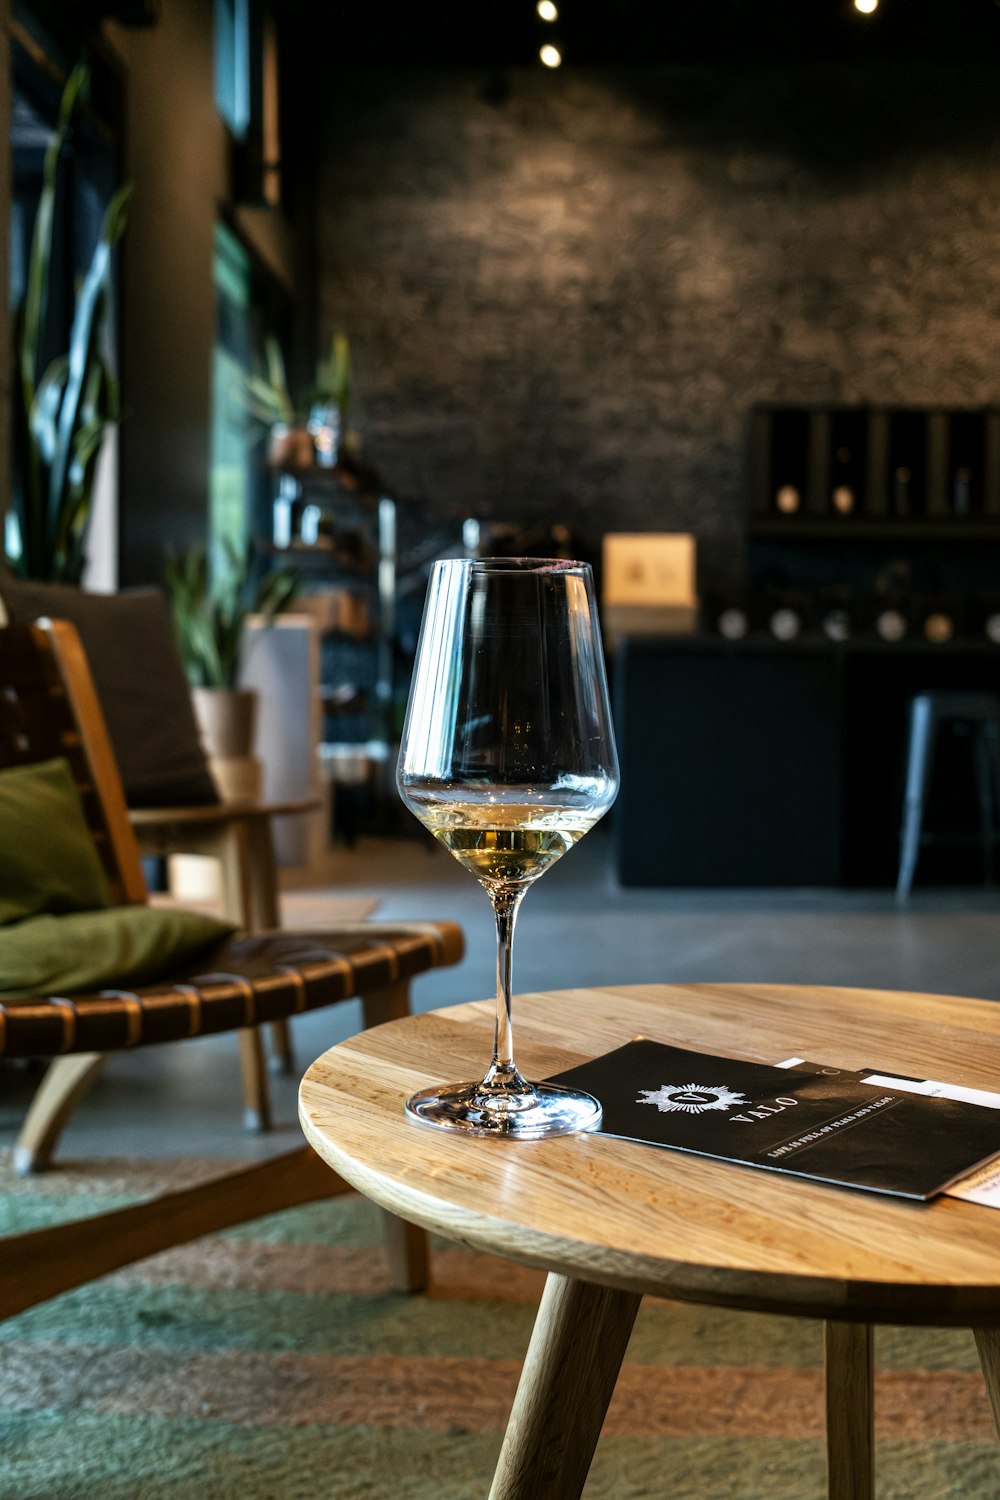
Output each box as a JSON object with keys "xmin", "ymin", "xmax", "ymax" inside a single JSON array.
[
  {"xmin": 831, "ymin": 484, "xmax": 855, "ymax": 516},
  {"xmin": 828, "ymin": 409, "xmax": 867, "ymax": 517},
  {"xmin": 923, "ymin": 611, "xmax": 954, "ymax": 645},
  {"xmin": 764, "ymin": 588, "xmax": 810, "ymax": 642},
  {"xmin": 919, "ymin": 596, "xmax": 961, "ymax": 645},
  {"xmin": 768, "ymin": 408, "xmax": 811, "ymax": 517},
  {"xmin": 978, "ymin": 597, "xmax": 1000, "ymax": 645},
  {"xmin": 717, "ymin": 604, "xmax": 750, "ymax": 640},
  {"xmin": 953, "ymin": 467, "xmax": 972, "ymax": 517},
  {"xmin": 817, "ymin": 585, "xmax": 855, "ymax": 643},
  {"xmin": 947, "ymin": 410, "xmax": 985, "ymax": 518},
  {"xmin": 822, "ymin": 607, "xmax": 850, "ymax": 641},
  {"xmin": 925, "ymin": 409, "xmax": 951, "ymax": 517},
  {"xmin": 985, "ymin": 410, "xmax": 1000, "ymax": 517},
  {"xmin": 769, "ymin": 607, "xmax": 801, "ymax": 641},
  {"xmin": 971, "ymin": 595, "xmax": 1000, "ymax": 645},
  {"xmin": 865, "ymin": 409, "xmax": 890, "ymax": 516},
  {"xmin": 892, "ymin": 466, "xmax": 912, "ymax": 518},
  {"xmin": 888, "ymin": 410, "xmax": 927, "ymax": 518},
  {"xmin": 871, "ymin": 560, "xmax": 912, "ymax": 643},
  {"xmin": 704, "ymin": 592, "xmax": 751, "ymax": 641},
  {"xmin": 875, "ymin": 606, "xmax": 908, "ymax": 643}
]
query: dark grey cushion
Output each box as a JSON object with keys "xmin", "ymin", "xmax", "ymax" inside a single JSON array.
[{"xmin": 0, "ymin": 574, "xmax": 220, "ymax": 808}]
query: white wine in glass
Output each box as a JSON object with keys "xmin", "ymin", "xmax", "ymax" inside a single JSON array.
[{"xmin": 396, "ymin": 557, "xmax": 620, "ymax": 1138}]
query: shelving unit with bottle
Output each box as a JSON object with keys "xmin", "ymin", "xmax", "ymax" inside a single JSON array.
[
  {"xmin": 723, "ymin": 402, "xmax": 1000, "ymax": 652},
  {"xmin": 749, "ymin": 403, "xmax": 1000, "ymax": 538},
  {"xmin": 266, "ymin": 459, "xmax": 400, "ymax": 838}
]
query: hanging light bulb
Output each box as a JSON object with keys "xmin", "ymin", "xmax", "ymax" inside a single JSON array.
[
  {"xmin": 854, "ymin": 0, "xmax": 878, "ymax": 13},
  {"xmin": 540, "ymin": 42, "xmax": 562, "ymax": 66},
  {"xmin": 537, "ymin": 0, "xmax": 558, "ymax": 19}
]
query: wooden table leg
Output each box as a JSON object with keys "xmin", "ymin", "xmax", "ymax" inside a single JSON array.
[
  {"xmin": 825, "ymin": 1320, "xmax": 874, "ymax": 1500},
  {"xmin": 488, "ymin": 1273, "xmax": 641, "ymax": 1500},
  {"xmin": 381, "ymin": 1215, "xmax": 429, "ymax": 1294},
  {"xmin": 973, "ymin": 1327, "xmax": 1000, "ymax": 1436},
  {"xmin": 363, "ymin": 980, "xmax": 429, "ymax": 1292}
]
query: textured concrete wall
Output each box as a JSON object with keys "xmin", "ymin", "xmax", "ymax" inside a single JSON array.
[{"xmin": 314, "ymin": 63, "xmax": 1000, "ymax": 589}]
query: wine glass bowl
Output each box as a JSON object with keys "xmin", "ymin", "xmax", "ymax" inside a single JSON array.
[{"xmin": 396, "ymin": 557, "xmax": 619, "ymax": 1139}]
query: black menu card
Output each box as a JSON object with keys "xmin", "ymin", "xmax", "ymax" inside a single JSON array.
[{"xmin": 549, "ymin": 1039, "xmax": 1000, "ymax": 1201}]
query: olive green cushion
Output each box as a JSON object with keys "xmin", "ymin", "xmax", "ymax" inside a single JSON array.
[
  {"xmin": 0, "ymin": 906, "xmax": 236, "ymax": 999},
  {"xmin": 0, "ymin": 758, "xmax": 113, "ymax": 925}
]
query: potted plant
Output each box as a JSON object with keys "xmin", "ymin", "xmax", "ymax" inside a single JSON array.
[
  {"xmin": 237, "ymin": 337, "xmax": 312, "ymax": 470},
  {"xmin": 10, "ymin": 62, "xmax": 132, "ymax": 583},
  {"xmin": 236, "ymin": 331, "xmax": 353, "ymax": 471},
  {"xmin": 164, "ymin": 539, "xmax": 299, "ymax": 798},
  {"xmin": 304, "ymin": 331, "xmax": 352, "ymax": 468}
]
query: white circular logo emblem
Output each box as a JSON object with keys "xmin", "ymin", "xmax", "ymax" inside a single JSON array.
[{"xmin": 638, "ymin": 1082, "xmax": 748, "ymax": 1115}]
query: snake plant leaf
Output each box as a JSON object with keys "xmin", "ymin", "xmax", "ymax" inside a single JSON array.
[
  {"xmin": 231, "ymin": 338, "xmax": 295, "ymax": 427},
  {"xmin": 54, "ymin": 486, "xmax": 89, "ymax": 575},
  {"xmin": 66, "ymin": 359, "xmax": 116, "ymax": 497},
  {"xmin": 47, "ymin": 181, "xmax": 134, "ymax": 541},
  {"xmin": 70, "ymin": 415, "xmax": 106, "ymax": 485},
  {"xmin": 300, "ymin": 330, "xmax": 352, "ymax": 422},
  {"xmin": 262, "ymin": 338, "xmax": 294, "ymax": 418},
  {"xmin": 164, "ymin": 539, "xmax": 300, "ymax": 688},
  {"xmin": 13, "ymin": 67, "xmax": 87, "ymax": 577},
  {"xmin": 30, "ymin": 356, "xmax": 70, "ymax": 464},
  {"xmin": 11, "ymin": 62, "xmax": 131, "ymax": 582},
  {"xmin": 255, "ymin": 565, "xmax": 299, "ymax": 621},
  {"xmin": 19, "ymin": 62, "xmax": 88, "ymax": 409},
  {"xmin": 237, "ymin": 371, "xmax": 295, "ymax": 425},
  {"xmin": 56, "ymin": 424, "xmax": 107, "ymax": 575},
  {"xmin": 313, "ymin": 330, "xmax": 352, "ymax": 415}
]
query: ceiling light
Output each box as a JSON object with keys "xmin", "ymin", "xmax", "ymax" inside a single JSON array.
[
  {"xmin": 854, "ymin": 0, "xmax": 878, "ymax": 13},
  {"xmin": 537, "ymin": 0, "xmax": 558, "ymax": 19},
  {"xmin": 540, "ymin": 42, "xmax": 562, "ymax": 66}
]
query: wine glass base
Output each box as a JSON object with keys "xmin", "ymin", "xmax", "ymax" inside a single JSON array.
[{"xmin": 405, "ymin": 1080, "xmax": 603, "ymax": 1139}]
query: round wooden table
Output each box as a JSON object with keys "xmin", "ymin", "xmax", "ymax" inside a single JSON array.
[{"xmin": 299, "ymin": 982, "xmax": 1000, "ymax": 1499}]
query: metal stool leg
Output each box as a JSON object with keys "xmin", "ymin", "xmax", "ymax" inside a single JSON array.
[{"xmin": 896, "ymin": 696, "xmax": 935, "ymax": 903}]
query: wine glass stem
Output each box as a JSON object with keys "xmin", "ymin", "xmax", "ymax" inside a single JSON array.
[{"xmin": 483, "ymin": 888, "xmax": 530, "ymax": 1093}]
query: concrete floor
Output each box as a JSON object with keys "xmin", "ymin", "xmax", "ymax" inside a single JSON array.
[{"xmin": 4, "ymin": 826, "xmax": 1000, "ymax": 1165}]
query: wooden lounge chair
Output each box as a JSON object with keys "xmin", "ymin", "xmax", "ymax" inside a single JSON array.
[
  {"xmin": 0, "ymin": 573, "xmax": 321, "ymax": 1131},
  {"xmin": 0, "ymin": 618, "xmax": 463, "ymax": 1320}
]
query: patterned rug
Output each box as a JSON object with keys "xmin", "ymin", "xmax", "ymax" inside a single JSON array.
[{"xmin": 1, "ymin": 1153, "xmax": 999, "ymax": 1499}]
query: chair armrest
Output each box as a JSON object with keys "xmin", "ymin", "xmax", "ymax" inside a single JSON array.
[
  {"xmin": 129, "ymin": 797, "xmax": 320, "ymax": 829},
  {"xmin": 128, "ymin": 801, "xmax": 321, "ymax": 931}
]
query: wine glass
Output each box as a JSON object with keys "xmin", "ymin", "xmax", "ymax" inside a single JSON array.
[{"xmin": 396, "ymin": 556, "xmax": 620, "ymax": 1138}]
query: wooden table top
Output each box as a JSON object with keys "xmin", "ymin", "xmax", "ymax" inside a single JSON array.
[{"xmin": 298, "ymin": 982, "xmax": 1000, "ymax": 1327}]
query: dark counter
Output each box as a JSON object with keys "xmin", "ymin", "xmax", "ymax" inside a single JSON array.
[{"xmin": 613, "ymin": 635, "xmax": 1000, "ymax": 887}]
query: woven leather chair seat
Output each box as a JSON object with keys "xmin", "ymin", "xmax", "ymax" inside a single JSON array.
[{"xmin": 0, "ymin": 923, "xmax": 462, "ymax": 1058}]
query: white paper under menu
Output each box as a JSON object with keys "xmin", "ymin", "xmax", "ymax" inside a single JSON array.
[{"xmin": 778, "ymin": 1059, "xmax": 1000, "ymax": 1208}]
